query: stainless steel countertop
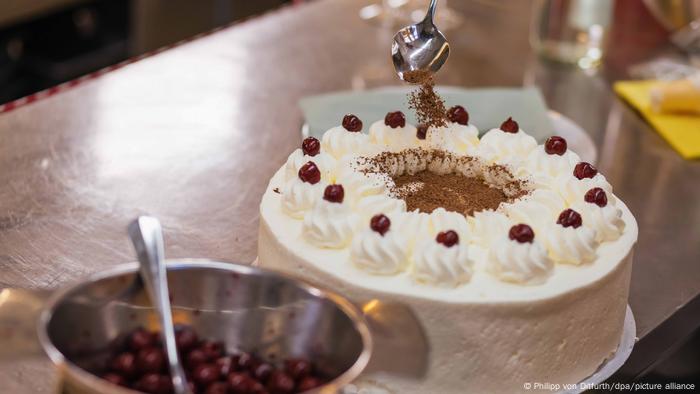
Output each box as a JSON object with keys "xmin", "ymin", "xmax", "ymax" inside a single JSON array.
[{"xmin": 0, "ymin": 0, "xmax": 698, "ymax": 391}]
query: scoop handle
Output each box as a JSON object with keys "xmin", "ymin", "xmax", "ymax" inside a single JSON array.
[{"xmin": 128, "ymin": 217, "xmax": 191, "ymax": 394}]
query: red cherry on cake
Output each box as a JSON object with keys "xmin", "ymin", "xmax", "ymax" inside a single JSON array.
[
  {"xmin": 573, "ymin": 162, "xmax": 597, "ymax": 180},
  {"xmin": 416, "ymin": 124, "xmax": 428, "ymax": 140},
  {"xmin": 370, "ymin": 214, "xmax": 391, "ymax": 236},
  {"xmin": 301, "ymin": 137, "xmax": 320, "ymax": 156},
  {"xmin": 509, "ymin": 224, "xmax": 534, "ymax": 243},
  {"xmin": 342, "ymin": 114, "xmax": 363, "ymax": 132},
  {"xmin": 585, "ymin": 187, "xmax": 608, "ymax": 207},
  {"xmin": 385, "ymin": 111, "xmax": 406, "ymax": 128},
  {"xmin": 447, "ymin": 105, "xmax": 469, "ymax": 125},
  {"xmin": 544, "ymin": 136, "xmax": 567, "ymax": 155},
  {"xmin": 557, "ymin": 209, "xmax": 583, "ymax": 229},
  {"xmin": 298, "ymin": 162, "xmax": 321, "ymax": 184},
  {"xmin": 323, "ymin": 184, "xmax": 344, "ymax": 203},
  {"xmin": 500, "ymin": 117, "xmax": 519, "ymax": 133},
  {"xmin": 436, "ymin": 230, "xmax": 459, "ymax": 247}
]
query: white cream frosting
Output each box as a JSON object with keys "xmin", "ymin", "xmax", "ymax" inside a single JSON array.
[
  {"xmin": 425, "ymin": 122, "xmax": 479, "ymax": 153},
  {"xmin": 355, "ymin": 194, "xmax": 407, "ymax": 219},
  {"xmin": 501, "ymin": 189, "xmax": 566, "ymax": 233},
  {"xmin": 303, "ymin": 199, "xmax": 358, "ymax": 248},
  {"xmin": 351, "ymin": 226, "xmax": 410, "ymax": 275},
  {"xmin": 412, "ymin": 240, "xmax": 473, "ymax": 287},
  {"xmin": 545, "ymin": 224, "xmax": 599, "ymax": 265},
  {"xmin": 477, "ymin": 128, "xmax": 537, "ymax": 166},
  {"xmin": 573, "ymin": 201, "xmax": 625, "ymax": 243},
  {"xmin": 556, "ymin": 174, "xmax": 615, "ymax": 205},
  {"xmin": 369, "ymin": 120, "xmax": 417, "ymax": 152},
  {"xmin": 469, "ymin": 210, "xmax": 511, "ymax": 247},
  {"xmin": 273, "ymin": 117, "xmax": 632, "ymax": 288},
  {"xmin": 487, "ymin": 237, "xmax": 553, "ymax": 285},
  {"xmin": 284, "ymin": 149, "xmax": 337, "ymax": 182},
  {"xmin": 321, "ymin": 126, "xmax": 370, "ymax": 159},
  {"xmin": 524, "ymin": 145, "xmax": 581, "ymax": 180},
  {"xmin": 281, "ymin": 178, "xmax": 324, "ymax": 219}
]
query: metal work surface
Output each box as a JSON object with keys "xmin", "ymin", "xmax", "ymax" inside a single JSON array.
[{"xmin": 0, "ymin": 0, "xmax": 698, "ymax": 391}]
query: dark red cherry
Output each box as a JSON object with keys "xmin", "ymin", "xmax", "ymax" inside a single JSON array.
[
  {"xmin": 110, "ymin": 352, "xmax": 137, "ymax": 377},
  {"xmin": 102, "ymin": 373, "xmax": 127, "ymax": 387},
  {"xmin": 557, "ymin": 209, "xmax": 583, "ymax": 228},
  {"xmin": 267, "ymin": 371, "xmax": 295, "ymax": 394},
  {"xmin": 236, "ymin": 352, "xmax": 255, "ymax": 370},
  {"xmin": 447, "ymin": 105, "xmax": 469, "ymax": 125},
  {"xmin": 384, "ymin": 111, "xmax": 406, "ymax": 128},
  {"xmin": 301, "ymin": 137, "xmax": 320, "ymax": 156},
  {"xmin": 186, "ymin": 349, "xmax": 208, "ymax": 369},
  {"xmin": 370, "ymin": 214, "xmax": 391, "ymax": 236},
  {"xmin": 136, "ymin": 347, "xmax": 166, "ymax": 374},
  {"xmin": 227, "ymin": 372, "xmax": 254, "ymax": 393},
  {"xmin": 500, "ymin": 117, "xmax": 519, "ymax": 133},
  {"xmin": 253, "ymin": 362, "xmax": 274, "ymax": 382},
  {"xmin": 342, "ymin": 114, "xmax": 363, "ymax": 132},
  {"xmin": 298, "ymin": 162, "xmax": 321, "ymax": 184},
  {"xmin": 285, "ymin": 358, "xmax": 312, "ymax": 380},
  {"xmin": 193, "ymin": 363, "xmax": 221, "ymax": 387},
  {"xmin": 509, "ymin": 224, "xmax": 535, "ymax": 243},
  {"xmin": 199, "ymin": 340, "xmax": 224, "ymax": 360},
  {"xmin": 323, "ymin": 184, "xmax": 344, "ymax": 203},
  {"xmin": 205, "ymin": 382, "xmax": 230, "ymax": 394},
  {"xmin": 544, "ymin": 136, "xmax": 567, "ymax": 155},
  {"xmin": 214, "ymin": 356, "xmax": 233, "ymax": 376},
  {"xmin": 584, "ymin": 187, "xmax": 608, "ymax": 207},
  {"xmin": 436, "ymin": 230, "xmax": 459, "ymax": 247},
  {"xmin": 133, "ymin": 373, "xmax": 172, "ymax": 394},
  {"xmin": 297, "ymin": 376, "xmax": 323, "ymax": 392},
  {"xmin": 573, "ymin": 162, "xmax": 597, "ymax": 179},
  {"xmin": 416, "ymin": 124, "xmax": 428, "ymax": 140},
  {"xmin": 128, "ymin": 327, "xmax": 155, "ymax": 351},
  {"xmin": 175, "ymin": 326, "xmax": 198, "ymax": 352}
]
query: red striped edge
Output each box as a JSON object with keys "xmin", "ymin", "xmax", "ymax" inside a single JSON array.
[{"xmin": 0, "ymin": 1, "xmax": 303, "ymax": 115}]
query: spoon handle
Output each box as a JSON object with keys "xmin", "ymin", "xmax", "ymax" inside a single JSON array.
[
  {"xmin": 128, "ymin": 216, "xmax": 191, "ymax": 394},
  {"xmin": 426, "ymin": 0, "xmax": 439, "ymax": 22}
]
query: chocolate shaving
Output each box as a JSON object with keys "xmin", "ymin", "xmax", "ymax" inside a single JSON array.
[
  {"xmin": 355, "ymin": 149, "xmax": 529, "ymax": 217},
  {"xmin": 392, "ymin": 171, "xmax": 507, "ymax": 216}
]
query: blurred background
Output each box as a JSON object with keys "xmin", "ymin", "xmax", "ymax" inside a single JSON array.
[{"xmin": 0, "ymin": 0, "xmax": 292, "ymax": 104}]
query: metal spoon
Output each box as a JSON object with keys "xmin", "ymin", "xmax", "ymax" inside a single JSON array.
[
  {"xmin": 128, "ymin": 216, "xmax": 191, "ymax": 394},
  {"xmin": 391, "ymin": 0, "xmax": 450, "ymax": 82}
]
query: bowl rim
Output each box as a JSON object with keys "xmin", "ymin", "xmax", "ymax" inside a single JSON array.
[{"xmin": 37, "ymin": 258, "xmax": 373, "ymax": 393}]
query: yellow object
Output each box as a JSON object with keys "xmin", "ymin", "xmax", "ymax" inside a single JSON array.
[
  {"xmin": 614, "ymin": 80, "xmax": 700, "ymax": 159},
  {"xmin": 650, "ymin": 78, "xmax": 700, "ymax": 115}
]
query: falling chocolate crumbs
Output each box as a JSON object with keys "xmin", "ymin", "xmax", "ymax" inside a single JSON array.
[{"xmin": 406, "ymin": 72, "xmax": 447, "ymax": 129}]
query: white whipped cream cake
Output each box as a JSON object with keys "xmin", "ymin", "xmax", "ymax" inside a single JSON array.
[{"xmin": 258, "ymin": 108, "xmax": 637, "ymax": 393}]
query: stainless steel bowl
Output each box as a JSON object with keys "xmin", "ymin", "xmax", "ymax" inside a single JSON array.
[{"xmin": 2, "ymin": 260, "xmax": 373, "ymax": 393}]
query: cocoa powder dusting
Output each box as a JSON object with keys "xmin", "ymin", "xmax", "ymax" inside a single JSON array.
[
  {"xmin": 406, "ymin": 71, "xmax": 447, "ymax": 129},
  {"xmin": 392, "ymin": 171, "xmax": 508, "ymax": 216}
]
